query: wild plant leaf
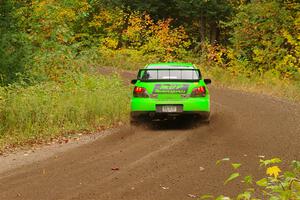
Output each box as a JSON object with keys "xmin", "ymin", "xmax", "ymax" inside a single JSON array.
[
  {"xmin": 237, "ymin": 191, "xmax": 251, "ymax": 200},
  {"xmin": 215, "ymin": 195, "xmax": 230, "ymax": 200},
  {"xmin": 246, "ymin": 188, "xmax": 255, "ymax": 193},
  {"xmin": 268, "ymin": 184, "xmax": 285, "ymax": 193},
  {"xmin": 256, "ymin": 178, "xmax": 268, "ymax": 187},
  {"xmin": 269, "ymin": 196, "xmax": 280, "ymax": 200},
  {"xmin": 224, "ymin": 173, "xmax": 240, "ymax": 185},
  {"xmin": 292, "ymin": 181, "xmax": 300, "ymax": 191},
  {"xmin": 216, "ymin": 158, "xmax": 230, "ymax": 165},
  {"xmin": 292, "ymin": 160, "xmax": 300, "ymax": 171},
  {"xmin": 260, "ymin": 158, "xmax": 282, "ymax": 166},
  {"xmin": 200, "ymin": 194, "xmax": 214, "ymax": 199},
  {"xmin": 232, "ymin": 163, "xmax": 242, "ymax": 169},
  {"xmin": 243, "ymin": 175, "xmax": 253, "ymax": 184},
  {"xmin": 283, "ymin": 171, "xmax": 295, "ymax": 178}
]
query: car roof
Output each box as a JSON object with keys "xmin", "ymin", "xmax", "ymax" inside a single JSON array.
[{"xmin": 145, "ymin": 62, "xmax": 195, "ymax": 69}]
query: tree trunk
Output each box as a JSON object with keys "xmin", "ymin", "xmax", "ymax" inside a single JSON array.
[
  {"xmin": 210, "ymin": 21, "xmax": 218, "ymax": 44},
  {"xmin": 200, "ymin": 13, "xmax": 206, "ymax": 43}
]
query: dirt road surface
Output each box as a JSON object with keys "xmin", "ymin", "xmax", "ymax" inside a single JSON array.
[{"xmin": 0, "ymin": 71, "xmax": 299, "ymax": 199}]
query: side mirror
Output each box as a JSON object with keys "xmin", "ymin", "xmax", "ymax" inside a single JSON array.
[
  {"xmin": 204, "ymin": 78, "xmax": 211, "ymax": 85},
  {"xmin": 131, "ymin": 79, "xmax": 137, "ymax": 84}
]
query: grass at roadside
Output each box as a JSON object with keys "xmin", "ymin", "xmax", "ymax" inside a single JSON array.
[
  {"xmin": 204, "ymin": 66, "xmax": 300, "ymax": 102},
  {"xmin": 0, "ymin": 73, "xmax": 130, "ymax": 151}
]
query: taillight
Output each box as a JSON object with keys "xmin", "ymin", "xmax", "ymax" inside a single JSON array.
[
  {"xmin": 191, "ymin": 86, "xmax": 206, "ymax": 97},
  {"xmin": 133, "ymin": 86, "xmax": 149, "ymax": 98}
]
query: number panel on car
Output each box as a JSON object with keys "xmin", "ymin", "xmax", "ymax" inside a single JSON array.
[{"xmin": 156, "ymin": 105, "xmax": 183, "ymax": 113}]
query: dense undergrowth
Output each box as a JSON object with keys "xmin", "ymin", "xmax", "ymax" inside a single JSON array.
[{"xmin": 0, "ymin": 73, "xmax": 130, "ymax": 150}]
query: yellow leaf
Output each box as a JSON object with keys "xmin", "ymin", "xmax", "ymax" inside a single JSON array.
[{"xmin": 266, "ymin": 166, "xmax": 281, "ymax": 179}]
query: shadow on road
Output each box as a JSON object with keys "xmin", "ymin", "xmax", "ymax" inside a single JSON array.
[{"xmin": 135, "ymin": 116, "xmax": 210, "ymax": 131}]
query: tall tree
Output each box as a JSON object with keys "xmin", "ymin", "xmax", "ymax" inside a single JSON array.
[
  {"xmin": 228, "ymin": 0, "xmax": 299, "ymax": 78},
  {"xmin": 175, "ymin": 0, "xmax": 234, "ymax": 44},
  {"xmin": 92, "ymin": 0, "xmax": 234, "ymax": 45},
  {"xmin": 0, "ymin": 0, "xmax": 28, "ymax": 85}
]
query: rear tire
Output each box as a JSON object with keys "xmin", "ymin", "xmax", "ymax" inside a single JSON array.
[
  {"xmin": 202, "ymin": 112, "xmax": 210, "ymax": 124},
  {"xmin": 130, "ymin": 119, "xmax": 139, "ymax": 127},
  {"xmin": 193, "ymin": 112, "xmax": 210, "ymax": 124},
  {"xmin": 130, "ymin": 116, "xmax": 139, "ymax": 126},
  {"xmin": 130, "ymin": 115, "xmax": 147, "ymax": 127}
]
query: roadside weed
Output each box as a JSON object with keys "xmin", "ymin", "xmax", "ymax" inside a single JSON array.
[{"xmin": 202, "ymin": 158, "xmax": 300, "ymax": 200}]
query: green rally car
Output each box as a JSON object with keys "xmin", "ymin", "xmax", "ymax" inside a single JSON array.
[{"xmin": 130, "ymin": 62, "xmax": 211, "ymax": 123}]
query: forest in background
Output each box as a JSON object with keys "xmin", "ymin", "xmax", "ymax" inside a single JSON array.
[
  {"xmin": 0, "ymin": 0, "xmax": 299, "ymax": 149},
  {"xmin": 1, "ymin": 0, "xmax": 299, "ymax": 84}
]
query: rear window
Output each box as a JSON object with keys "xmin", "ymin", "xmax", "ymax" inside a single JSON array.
[{"xmin": 137, "ymin": 69, "xmax": 201, "ymax": 81}]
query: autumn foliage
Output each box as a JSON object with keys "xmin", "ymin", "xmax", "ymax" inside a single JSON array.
[
  {"xmin": 1, "ymin": 0, "xmax": 299, "ymax": 83},
  {"xmin": 88, "ymin": 9, "xmax": 190, "ymax": 61}
]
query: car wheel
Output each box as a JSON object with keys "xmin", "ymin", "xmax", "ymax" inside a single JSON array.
[
  {"xmin": 130, "ymin": 116, "xmax": 145, "ymax": 127},
  {"xmin": 130, "ymin": 119, "xmax": 139, "ymax": 126},
  {"xmin": 201, "ymin": 112, "xmax": 210, "ymax": 124}
]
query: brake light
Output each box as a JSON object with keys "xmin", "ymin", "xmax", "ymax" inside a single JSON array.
[
  {"xmin": 133, "ymin": 86, "xmax": 149, "ymax": 98},
  {"xmin": 191, "ymin": 86, "xmax": 206, "ymax": 97}
]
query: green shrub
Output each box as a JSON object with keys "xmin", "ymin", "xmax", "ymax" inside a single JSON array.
[
  {"xmin": 227, "ymin": 1, "xmax": 300, "ymax": 79},
  {"xmin": 0, "ymin": 73, "xmax": 130, "ymax": 149}
]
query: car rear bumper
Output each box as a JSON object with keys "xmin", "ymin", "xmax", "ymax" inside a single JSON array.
[
  {"xmin": 131, "ymin": 111, "xmax": 210, "ymax": 117},
  {"xmin": 131, "ymin": 111, "xmax": 210, "ymax": 121},
  {"xmin": 131, "ymin": 97, "xmax": 210, "ymax": 122},
  {"xmin": 131, "ymin": 97, "xmax": 210, "ymax": 112}
]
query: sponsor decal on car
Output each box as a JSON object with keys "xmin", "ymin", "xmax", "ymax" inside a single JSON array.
[{"xmin": 153, "ymin": 84, "xmax": 189, "ymax": 94}]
